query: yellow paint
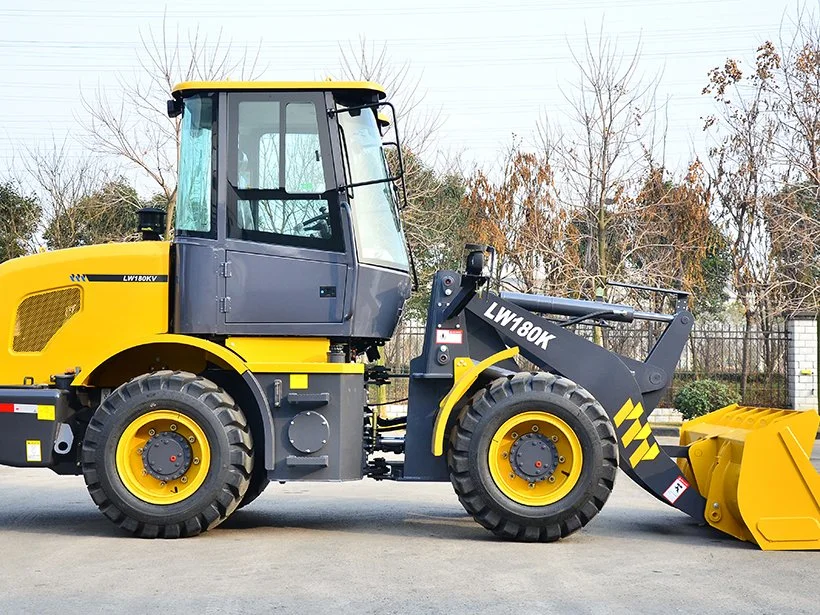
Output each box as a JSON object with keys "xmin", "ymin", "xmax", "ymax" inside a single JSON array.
[
  {"xmin": 173, "ymin": 80, "xmax": 386, "ymax": 99},
  {"xmin": 613, "ymin": 399, "xmax": 643, "ymax": 427},
  {"xmin": 487, "ymin": 411, "xmax": 583, "ymax": 506},
  {"xmin": 247, "ymin": 362, "xmax": 364, "ymax": 374},
  {"xmin": 679, "ymin": 404, "xmax": 820, "ymax": 550},
  {"xmin": 115, "ymin": 410, "xmax": 211, "ymax": 505},
  {"xmin": 0, "ymin": 242, "xmax": 170, "ymax": 386},
  {"xmin": 36, "ymin": 405, "xmax": 55, "ymax": 421},
  {"xmin": 72, "ymin": 334, "xmax": 250, "ymax": 387},
  {"xmin": 432, "ymin": 347, "xmax": 520, "ymax": 456},
  {"xmin": 290, "ymin": 374, "xmax": 308, "ymax": 390},
  {"xmin": 227, "ymin": 337, "xmax": 330, "ymax": 364},
  {"xmin": 228, "ymin": 337, "xmax": 364, "ymax": 375},
  {"xmin": 613, "ymin": 398, "xmax": 659, "ymax": 467},
  {"xmin": 628, "ymin": 439, "xmax": 660, "ymax": 467},
  {"xmin": 621, "ymin": 418, "xmax": 644, "ymax": 446}
]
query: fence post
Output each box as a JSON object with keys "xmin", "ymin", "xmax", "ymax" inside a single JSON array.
[{"xmin": 786, "ymin": 313, "xmax": 818, "ymax": 410}]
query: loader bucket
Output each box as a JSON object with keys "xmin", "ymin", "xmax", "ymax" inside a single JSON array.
[{"xmin": 678, "ymin": 404, "xmax": 820, "ymax": 550}]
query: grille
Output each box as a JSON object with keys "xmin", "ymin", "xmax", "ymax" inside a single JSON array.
[{"xmin": 12, "ymin": 287, "xmax": 82, "ymax": 352}]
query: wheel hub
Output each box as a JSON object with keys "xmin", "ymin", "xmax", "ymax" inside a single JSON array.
[
  {"xmin": 142, "ymin": 431, "xmax": 192, "ymax": 481},
  {"xmin": 509, "ymin": 432, "xmax": 558, "ymax": 482}
]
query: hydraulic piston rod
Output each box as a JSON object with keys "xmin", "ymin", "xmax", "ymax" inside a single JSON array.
[{"xmin": 500, "ymin": 291, "xmax": 674, "ymax": 323}]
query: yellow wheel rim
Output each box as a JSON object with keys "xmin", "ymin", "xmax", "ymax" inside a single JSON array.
[
  {"xmin": 115, "ymin": 410, "xmax": 211, "ymax": 505},
  {"xmin": 488, "ymin": 411, "xmax": 583, "ymax": 506}
]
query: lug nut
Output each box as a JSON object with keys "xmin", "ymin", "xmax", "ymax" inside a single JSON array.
[
  {"xmin": 188, "ymin": 436, "xmax": 195, "ymax": 443},
  {"xmin": 170, "ymin": 424, "xmax": 177, "ymax": 431},
  {"xmin": 532, "ymin": 425, "xmax": 539, "ymax": 432},
  {"xmin": 193, "ymin": 457, "xmax": 200, "ymax": 465},
  {"xmin": 551, "ymin": 435, "xmax": 558, "ymax": 442},
  {"xmin": 548, "ymin": 476, "xmax": 556, "ymax": 483},
  {"xmin": 528, "ymin": 483, "xmax": 535, "ymax": 489},
  {"xmin": 509, "ymin": 473, "xmax": 515, "ymax": 479},
  {"xmin": 148, "ymin": 428, "xmax": 156, "ymax": 436},
  {"xmin": 159, "ymin": 481, "xmax": 166, "ymax": 487},
  {"xmin": 511, "ymin": 432, "xmax": 518, "ymax": 439},
  {"xmin": 558, "ymin": 456, "xmax": 565, "ymax": 463},
  {"xmin": 501, "ymin": 452, "xmax": 508, "ymax": 459},
  {"xmin": 180, "ymin": 476, "xmax": 188, "ymax": 483},
  {"xmin": 137, "ymin": 448, "xmax": 143, "ymax": 454}
]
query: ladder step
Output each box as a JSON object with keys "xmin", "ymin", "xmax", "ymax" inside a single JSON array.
[
  {"xmin": 287, "ymin": 392, "xmax": 330, "ymax": 407},
  {"xmin": 286, "ymin": 455, "xmax": 329, "ymax": 467}
]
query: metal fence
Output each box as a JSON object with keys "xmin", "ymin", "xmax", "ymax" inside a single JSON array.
[{"xmin": 376, "ymin": 319, "xmax": 790, "ymax": 409}]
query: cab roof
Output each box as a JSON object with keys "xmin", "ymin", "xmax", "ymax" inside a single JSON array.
[{"xmin": 172, "ymin": 80, "xmax": 386, "ymax": 99}]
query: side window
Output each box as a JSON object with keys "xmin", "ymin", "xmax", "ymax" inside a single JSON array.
[
  {"xmin": 285, "ymin": 103, "xmax": 326, "ymax": 193},
  {"xmin": 237, "ymin": 101, "xmax": 279, "ymax": 189},
  {"xmin": 176, "ymin": 95, "xmax": 214, "ymax": 235},
  {"xmin": 228, "ymin": 94, "xmax": 339, "ymax": 250}
]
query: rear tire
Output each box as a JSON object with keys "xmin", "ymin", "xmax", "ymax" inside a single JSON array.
[
  {"xmin": 447, "ymin": 372, "xmax": 617, "ymax": 542},
  {"xmin": 81, "ymin": 371, "xmax": 253, "ymax": 538}
]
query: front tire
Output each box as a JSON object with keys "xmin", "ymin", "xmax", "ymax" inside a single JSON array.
[
  {"xmin": 237, "ymin": 463, "xmax": 270, "ymax": 509},
  {"xmin": 448, "ymin": 372, "xmax": 617, "ymax": 542},
  {"xmin": 82, "ymin": 371, "xmax": 253, "ymax": 538}
]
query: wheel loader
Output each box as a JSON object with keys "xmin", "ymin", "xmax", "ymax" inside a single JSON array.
[{"xmin": 0, "ymin": 80, "xmax": 818, "ymax": 549}]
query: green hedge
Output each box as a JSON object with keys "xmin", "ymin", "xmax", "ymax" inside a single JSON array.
[{"xmin": 674, "ymin": 379, "xmax": 741, "ymax": 420}]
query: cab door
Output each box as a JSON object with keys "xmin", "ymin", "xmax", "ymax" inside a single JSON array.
[{"xmin": 222, "ymin": 91, "xmax": 350, "ymax": 329}]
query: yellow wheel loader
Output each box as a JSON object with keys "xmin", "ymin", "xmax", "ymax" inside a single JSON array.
[{"xmin": 0, "ymin": 81, "xmax": 817, "ymax": 548}]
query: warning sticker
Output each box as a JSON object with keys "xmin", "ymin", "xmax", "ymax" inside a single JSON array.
[
  {"xmin": 663, "ymin": 476, "xmax": 689, "ymax": 504},
  {"xmin": 26, "ymin": 440, "xmax": 42, "ymax": 463},
  {"xmin": 435, "ymin": 329, "xmax": 464, "ymax": 344}
]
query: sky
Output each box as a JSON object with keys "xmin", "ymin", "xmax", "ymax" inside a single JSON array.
[{"xmin": 0, "ymin": 0, "xmax": 808, "ymax": 194}]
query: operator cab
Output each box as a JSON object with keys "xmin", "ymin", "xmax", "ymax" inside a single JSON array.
[{"xmin": 168, "ymin": 81, "xmax": 411, "ymax": 343}]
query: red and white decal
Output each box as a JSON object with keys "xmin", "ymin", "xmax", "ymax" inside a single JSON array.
[
  {"xmin": 436, "ymin": 329, "xmax": 464, "ymax": 344},
  {"xmin": 0, "ymin": 403, "xmax": 38, "ymax": 414},
  {"xmin": 663, "ymin": 476, "xmax": 690, "ymax": 504}
]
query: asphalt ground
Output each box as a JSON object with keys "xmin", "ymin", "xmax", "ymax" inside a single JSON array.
[{"xmin": 0, "ymin": 440, "xmax": 817, "ymax": 614}]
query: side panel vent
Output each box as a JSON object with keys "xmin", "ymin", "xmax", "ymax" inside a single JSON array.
[{"xmin": 12, "ymin": 287, "xmax": 82, "ymax": 353}]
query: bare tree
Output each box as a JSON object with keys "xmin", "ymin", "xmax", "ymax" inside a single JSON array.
[
  {"xmin": 335, "ymin": 39, "xmax": 469, "ymax": 319},
  {"xmin": 337, "ymin": 37, "xmax": 442, "ymax": 156},
  {"xmin": 536, "ymin": 30, "xmax": 664, "ymax": 304},
  {"xmin": 760, "ymin": 10, "xmax": 820, "ymax": 314},
  {"xmin": 462, "ymin": 139, "xmax": 586, "ymax": 295},
  {"xmin": 24, "ymin": 141, "xmax": 114, "ymax": 249},
  {"xmin": 702, "ymin": 46, "xmax": 781, "ymax": 397},
  {"xmin": 82, "ymin": 18, "xmax": 263, "ymax": 236}
]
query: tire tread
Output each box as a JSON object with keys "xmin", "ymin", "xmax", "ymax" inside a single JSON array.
[
  {"xmin": 81, "ymin": 370, "xmax": 252, "ymax": 538},
  {"xmin": 447, "ymin": 372, "xmax": 618, "ymax": 542}
]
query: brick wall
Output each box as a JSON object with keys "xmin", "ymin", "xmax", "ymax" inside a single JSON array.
[{"xmin": 786, "ymin": 315, "xmax": 818, "ymax": 410}]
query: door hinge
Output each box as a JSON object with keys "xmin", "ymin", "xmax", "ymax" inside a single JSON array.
[
  {"xmin": 220, "ymin": 260, "xmax": 233, "ymax": 278},
  {"xmin": 219, "ymin": 297, "xmax": 232, "ymax": 313}
]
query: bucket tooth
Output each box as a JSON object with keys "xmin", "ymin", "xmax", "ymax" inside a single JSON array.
[{"xmin": 679, "ymin": 404, "xmax": 820, "ymax": 550}]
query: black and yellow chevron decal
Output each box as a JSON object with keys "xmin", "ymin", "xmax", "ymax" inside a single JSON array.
[{"xmin": 613, "ymin": 399, "xmax": 660, "ymax": 467}]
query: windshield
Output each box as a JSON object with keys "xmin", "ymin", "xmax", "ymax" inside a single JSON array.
[{"xmin": 338, "ymin": 107, "xmax": 409, "ymax": 271}]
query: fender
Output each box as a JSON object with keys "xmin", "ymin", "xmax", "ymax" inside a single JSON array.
[
  {"xmin": 431, "ymin": 346, "xmax": 519, "ymax": 456},
  {"xmin": 72, "ymin": 334, "xmax": 276, "ymax": 470}
]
